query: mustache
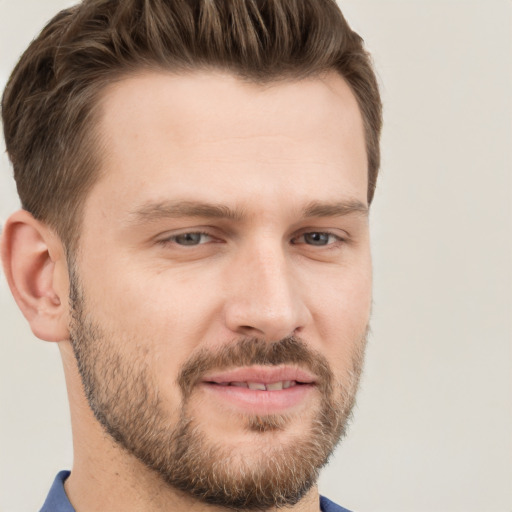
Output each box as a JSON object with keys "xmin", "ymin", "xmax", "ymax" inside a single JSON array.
[{"xmin": 177, "ymin": 336, "xmax": 335, "ymax": 398}]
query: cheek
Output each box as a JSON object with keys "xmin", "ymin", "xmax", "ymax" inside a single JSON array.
[
  {"xmin": 311, "ymin": 260, "xmax": 372, "ymax": 325},
  {"xmin": 81, "ymin": 255, "xmax": 212, "ymax": 330},
  {"xmin": 309, "ymin": 263, "xmax": 372, "ymax": 366},
  {"xmin": 79, "ymin": 263, "xmax": 226, "ymax": 387}
]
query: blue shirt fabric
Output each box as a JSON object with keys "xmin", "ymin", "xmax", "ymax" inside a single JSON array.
[
  {"xmin": 320, "ymin": 496, "xmax": 353, "ymax": 512},
  {"xmin": 40, "ymin": 471, "xmax": 353, "ymax": 512},
  {"xmin": 39, "ymin": 471, "xmax": 74, "ymax": 512}
]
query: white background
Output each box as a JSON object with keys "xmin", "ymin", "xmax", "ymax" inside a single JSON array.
[{"xmin": 1, "ymin": 1, "xmax": 511, "ymax": 511}]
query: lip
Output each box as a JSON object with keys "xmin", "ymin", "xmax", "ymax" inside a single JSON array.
[
  {"xmin": 202, "ymin": 365, "xmax": 317, "ymax": 385},
  {"xmin": 200, "ymin": 365, "xmax": 317, "ymax": 415}
]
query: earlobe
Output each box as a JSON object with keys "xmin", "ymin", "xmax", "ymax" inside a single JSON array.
[{"xmin": 1, "ymin": 210, "xmax": 70, "ymax": 342}]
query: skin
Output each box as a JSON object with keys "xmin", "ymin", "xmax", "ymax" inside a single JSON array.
[{"xmin": 1, "ymin": 70, "xmax": 371, "ymax": 512}]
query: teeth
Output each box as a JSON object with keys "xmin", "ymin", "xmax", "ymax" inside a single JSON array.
[
  {"xmin": 225, "ymin": 381, "xmax": 298, "ymax": 390},
  {"xmin": 230, "ymin": 382, "xmax": 249, "ymax": 388},
  {"xmin": 247, "ymin": 382, "xmax": 267, "ymax": 391}
]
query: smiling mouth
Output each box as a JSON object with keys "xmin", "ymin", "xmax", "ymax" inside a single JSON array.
[
  {"xmin": 198, "ymin": 367, "xmax": 317, "ymax": 414},
  {"xmin": 208, "ymin": 380, "xmax": 304, "ymax": 391},
  {"xmin": 201, "ymin": 365, "xmax": 316, "ymax": 389}
]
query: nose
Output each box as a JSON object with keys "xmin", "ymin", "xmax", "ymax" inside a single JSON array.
[{"xmin": 222, "ymin": 242, "xmax": 311, "ymax": 341}]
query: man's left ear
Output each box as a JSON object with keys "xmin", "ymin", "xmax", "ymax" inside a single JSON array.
[{"xmin": 1, "ymin": 209, "xmax": 70, "ymax": 342}]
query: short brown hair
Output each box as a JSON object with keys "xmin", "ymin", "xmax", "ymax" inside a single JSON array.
[{"xmin": 2, "ymin": 0, "xmax": 382, "ymax": 249}]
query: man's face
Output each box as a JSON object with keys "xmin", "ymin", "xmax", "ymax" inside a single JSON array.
[{"xmin": 68, "ymin": 71, "xmax": 371, "ymax": 509}]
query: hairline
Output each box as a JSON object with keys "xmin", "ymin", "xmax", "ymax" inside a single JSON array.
[{"xmin": 62, "ymin": 64, "xmax": 371, "ymax": 256}]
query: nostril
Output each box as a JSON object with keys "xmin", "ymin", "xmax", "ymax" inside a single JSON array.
[{"xmin": 237, "ymin": 325, "xmax": 267, "ymax": 338}]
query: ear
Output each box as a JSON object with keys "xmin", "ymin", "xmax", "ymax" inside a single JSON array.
[{"xmin": 1, "ymin": 210, "xmax": 70, "ymax": 342}]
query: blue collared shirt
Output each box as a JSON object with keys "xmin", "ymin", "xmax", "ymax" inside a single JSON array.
[
  {"xmin": 39, "ymin": 471, "xmax": 74, "ymax": 512},
  {"xmin": 40, "ymin": 471, "xmax": 353, "ymax": 512}
]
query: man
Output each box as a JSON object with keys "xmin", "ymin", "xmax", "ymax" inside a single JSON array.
[{"xmin": 1, "ymin": 0, "xmax": 382, "ymax": 511}]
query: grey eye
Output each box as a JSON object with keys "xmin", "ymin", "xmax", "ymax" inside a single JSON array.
[
  {"xmin": 303, "ymin": 232, "xmax": 331, "ymax": 246},
  {"xmin": 174, "ymin": 233, "xmax": 206, "ymax": 245}
]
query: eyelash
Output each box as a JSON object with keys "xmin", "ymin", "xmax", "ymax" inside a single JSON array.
[
  {"xmin": 291, "ymin": 232, "xmax": 345, "ymax": 247},
  {"xmin": 158, "ymin": 230, "xmax": 346, "ymax": 248},
  {"xmin": 158, "ymin": 231, "xmax": 214, "ymax": 247}
]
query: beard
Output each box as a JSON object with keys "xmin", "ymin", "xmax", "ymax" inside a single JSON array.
[{"xmin": 68, "ymin": 267, "xmax": 367, "ymax": 510}]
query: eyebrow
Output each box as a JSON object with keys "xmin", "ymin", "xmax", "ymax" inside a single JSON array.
[
  {"xmin": 129, "ymin": 201, "xmax": 246, "ymax": 223},
  {"xmin": 302, "ymin": 200, "xmax": 368, "ymax": 218},
  {"xmin": 128, "ymin": 198, "xmax": 368, "ymax": 224}
]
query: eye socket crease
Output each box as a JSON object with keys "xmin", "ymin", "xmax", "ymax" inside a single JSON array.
[
  {"xmin": 291, "ymin": 231, "xmax": 345, "ymax": 247},
  {"xmin": 156, "ymin": 229, "xmax": 348, "ymax": 250},
  {"xmin": 157, "ymin": 231, "xmax": 219, "ymax": 247},
  {"xmin": 132, "ymin": 198, "xmax": 367, "ymax": 251}
]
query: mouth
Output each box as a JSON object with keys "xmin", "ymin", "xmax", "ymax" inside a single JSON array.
[
  {"xmin": 211, "ymin": 380, "xmax": 301, "ymax": 391},
  {"xmin": 199, "ymin": 366, "xmax": 317, "ymax": 414}
]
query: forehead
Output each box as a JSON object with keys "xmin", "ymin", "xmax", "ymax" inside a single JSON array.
[
  {"xmin": 89, "ymin": 70, "xmax": 368, "ymax": 217},
  {"xmin": 98, "ymin": 69, "xmax": 364, "ymax": 138}
]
